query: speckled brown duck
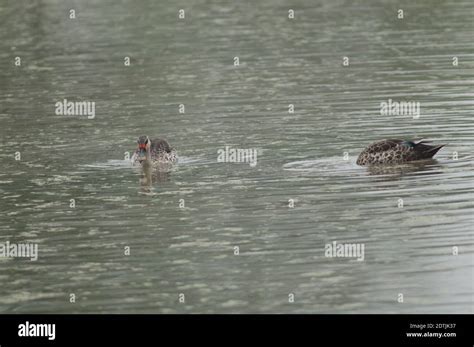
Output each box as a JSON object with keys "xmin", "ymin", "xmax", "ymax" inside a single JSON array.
[
  {"xmin": 356, "ymin": 139, "xmax": 444, "ymax": 166},
  {"xmin": 132, "ymin": 135, "xmax": 177, "ymax": 166}
]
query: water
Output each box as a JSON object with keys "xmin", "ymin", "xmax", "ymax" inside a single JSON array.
[{"xmin": 0, "ymin": 0, "xmax": 473, "ymax": 313}]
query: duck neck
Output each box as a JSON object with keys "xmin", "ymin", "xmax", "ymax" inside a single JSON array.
[
  {"xmin": 144, "ymin": 148, "xmax": 152, "ymax": 162},
  {"xmin": 141, "ymin": 149, "xmax": 152, "ymax": 181}
]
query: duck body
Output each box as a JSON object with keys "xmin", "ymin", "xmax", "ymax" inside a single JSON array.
[
  {"xmin": 133, "ymin": 136, "xmax": 177, "ymax": 167},
  {"xmin": 356, "ymin": 139, "xmax": 444, "ymax": 166}
]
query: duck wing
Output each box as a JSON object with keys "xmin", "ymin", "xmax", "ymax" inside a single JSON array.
[{"xmin": 151, "ymin": 138, "xmax": 172, "ymax": 153}]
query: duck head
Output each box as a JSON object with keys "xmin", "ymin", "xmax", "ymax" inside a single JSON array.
[{"xmin": 137, "ymin": 135, "xmax": 151, "ymax": 163}]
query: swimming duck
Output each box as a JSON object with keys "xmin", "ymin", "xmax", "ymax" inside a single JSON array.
[
  {"xmin": 133, "ymin": 135, "xmax": 177, "ymax": 166},
  {"xmin": 356, "ymin": 139, "xmax": 444, "ymax": 166}
]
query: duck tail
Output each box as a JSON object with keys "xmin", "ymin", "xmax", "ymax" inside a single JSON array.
[{"xmin": 415, "ymin": 142, "xmax": 445, "ymax": 159}]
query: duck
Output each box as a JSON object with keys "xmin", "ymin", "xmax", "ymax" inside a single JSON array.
[
  {"xmin": 356, "ymin": 139, "xmax": 444, "ymax": 166},
  {"xmin": 132, "ymin": 135, "xmax": 177, "ymax": 166}
]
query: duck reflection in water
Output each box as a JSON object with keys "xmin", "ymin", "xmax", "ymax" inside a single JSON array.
[{"xmin": 365, "ymin": 159, "xmax": 443, "ymax": 178}]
